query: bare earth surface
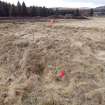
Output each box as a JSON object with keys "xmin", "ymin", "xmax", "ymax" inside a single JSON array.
[{"xmin": 0, "ymin": 17, "xmax": 105, "ymax": 105}]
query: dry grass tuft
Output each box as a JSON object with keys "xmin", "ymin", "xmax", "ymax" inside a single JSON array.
[{"xmin": 1, "ymin": 18, "xmax": 105, "ymax": 105}]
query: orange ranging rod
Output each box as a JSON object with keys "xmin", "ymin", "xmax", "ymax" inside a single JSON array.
[{"xmin": 48, "ymin": 19, "xmax": 54, "ymax": 27}]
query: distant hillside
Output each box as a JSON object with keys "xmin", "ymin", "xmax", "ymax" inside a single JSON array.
[
  {"xmin": 51, "ymin": 7, "xmax": 90, "ymax": 10},
  {"xmin": 95, "ymin": 6, "xmax": 105, "ymax": 10},
  {"xmin": 94, "ymin": 6, "xmax": 105, "ymax": 16}
]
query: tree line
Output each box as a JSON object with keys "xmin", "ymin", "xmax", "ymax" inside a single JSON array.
[{"xmin": 0, "ymin": 0, "xmax": 94, "ymax": 17}]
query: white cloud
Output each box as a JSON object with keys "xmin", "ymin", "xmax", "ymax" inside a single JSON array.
[{"xmin": 2, "ymin": 0, "xmax": 103, "ymax": 8}]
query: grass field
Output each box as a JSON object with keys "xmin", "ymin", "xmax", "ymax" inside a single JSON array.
[{"xmin": 0, "ymin": 17, "xmax": 105, "ymax": 105}]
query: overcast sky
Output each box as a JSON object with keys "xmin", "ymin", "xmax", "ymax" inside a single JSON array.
[{"xmin": 2, "ymin": 0, "xmax": 105, "ymax": 8}]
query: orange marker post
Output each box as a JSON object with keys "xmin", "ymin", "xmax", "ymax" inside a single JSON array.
[{"xmin": 48, "ymin": 19, "xmax": 54, "ymax": 28}]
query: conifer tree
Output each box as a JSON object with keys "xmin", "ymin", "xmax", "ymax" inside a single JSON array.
[
  {"xmin": 17, "ymin": 1, "xmax": 22, "ymax": 16},
  {"xmin": 90, "ymin": 8, "xmax": 94, "ymax": 16},
  {"xmin": 21, "ymin": 1, "xmax": 27, "ymax": 16}
]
